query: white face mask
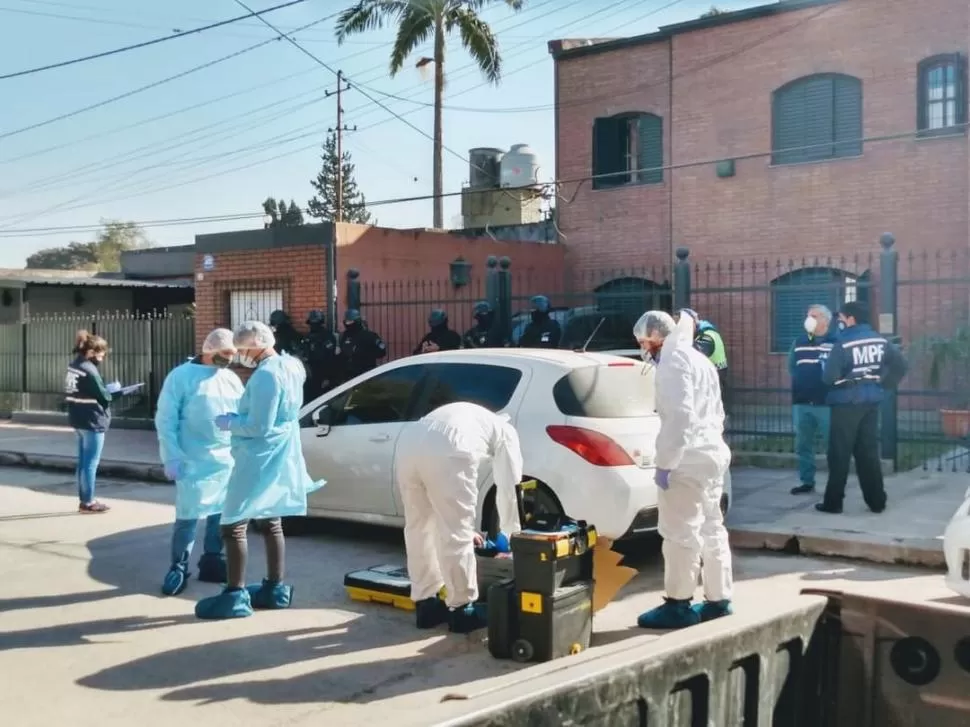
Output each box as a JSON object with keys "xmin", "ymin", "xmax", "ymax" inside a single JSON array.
[
  {"xmin": 804, "ymin": 316, "xmax": 818, "ymax": 334},
  {"xmin": 237, "ymin": 351, "xmax": 260, "ymax": 368}
]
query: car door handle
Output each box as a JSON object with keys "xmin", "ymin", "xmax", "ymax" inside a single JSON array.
[{"xmin": 369, "ymin": 434, "xmax": 391, "ymax": 443}]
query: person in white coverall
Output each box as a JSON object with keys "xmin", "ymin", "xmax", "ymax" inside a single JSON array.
[
  {"xmin": 395, "ymin": 401, "xmax": 523, "ymax": 633},
  {"xmin": 633, "ymin": 310, "xmax": 734, "ymax": 629}
]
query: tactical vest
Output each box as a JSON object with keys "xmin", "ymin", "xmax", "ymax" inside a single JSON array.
[
  {"xmin": 791, "ymin": 332, "xmax": 836, "ymax": 405},
  {"xmin": 826, "ymin": 324, "xmax": 887, "ymax": 406}
]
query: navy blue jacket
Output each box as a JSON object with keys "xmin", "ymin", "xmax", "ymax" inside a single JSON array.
[
  {"xmin": 788, "ymin": 330, "xmax": 838, "ymax": 405},
  {"xmin": 65, "ymin": 356, "xmax": 112, "ymax": 432},
  {"xmin": 823, "ymin": 324, "xmax": 908, "ymax": 406}
]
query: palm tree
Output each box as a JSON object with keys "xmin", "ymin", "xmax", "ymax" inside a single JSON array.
[{"xmin": 335, "ymin": 0, "xmax": 524, "ymax": 229}]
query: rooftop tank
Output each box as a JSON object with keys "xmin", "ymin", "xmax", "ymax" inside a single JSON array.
[
  {"xmin": 500, "ymin": 144, "xmax": 540, "ymax": 189},
  {"xmin": 468, "ymin": 147, "xmax": 504, "ymax": 189}
]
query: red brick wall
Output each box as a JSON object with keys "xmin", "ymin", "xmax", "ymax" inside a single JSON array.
[{"xmin": 193, "ymin": 245, "xmax": 329, "ymax": 349}]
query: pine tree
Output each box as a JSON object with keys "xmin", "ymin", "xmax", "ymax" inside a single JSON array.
[
  {"xmin": 307, "ymin": 130, "xmax": 371, "ymax": 224},
  {"xmin": 262, "ymin": 197, "xmax": 304, "ymax": 227}
]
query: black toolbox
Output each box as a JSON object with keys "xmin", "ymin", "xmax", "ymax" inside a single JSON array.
[
  {"xmin": 510, "ymin": 522, "xmax": 597, "ymax": 594},
  {"xmin": 487, "ymin": 578, "xmax": 593, "ymax": 663}
]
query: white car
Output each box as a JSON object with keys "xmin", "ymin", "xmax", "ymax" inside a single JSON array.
[{"xmin": 298, "ymin": 348, "xmax": 732, "ymax": 540}]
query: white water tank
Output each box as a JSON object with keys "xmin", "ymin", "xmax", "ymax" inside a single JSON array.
[{"xmin": 500, "ymin": 144, "xmax": 540, "ymax": 189}]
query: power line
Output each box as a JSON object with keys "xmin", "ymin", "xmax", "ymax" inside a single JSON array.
[
  {"xmin": 0, "ymin": 10, "xmax": 339, "ymax": 141},
  {"xmin": 0, "ymin": 123, "xmax": 956, "ymax": 237},
  {"xmin": 0, "ymin": 0, "xmax": 308, "ymax": 81}
]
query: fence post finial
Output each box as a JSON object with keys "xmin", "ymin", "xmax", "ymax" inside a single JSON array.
[{"xmin": 673, "ymin": 246, "xmax": 691, "ymax": 311}]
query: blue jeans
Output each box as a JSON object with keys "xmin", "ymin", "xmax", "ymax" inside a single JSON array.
[
  {"xmin": 793, "ymin": 404, "xmax": 831, "ymax": 486},
  {"xmin": 171, "ymin": 513, "xmax": 223, "ymax": 567},
  {"xmin": 75, "ymin": 429, "xmax": 106, "ymax": 505}
]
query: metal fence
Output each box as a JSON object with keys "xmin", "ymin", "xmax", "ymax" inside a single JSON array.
[
  {"xmin": 0, "ymin": 312, "xmax": 195, "ymax": 418},
  {"xmin": 353, "ymin": 235, "xmax": 970, "ymax": 474}
]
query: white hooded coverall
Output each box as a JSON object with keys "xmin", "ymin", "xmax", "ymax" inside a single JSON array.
[
  {"xmin": 395, "ymin": 402, "xmax": 523, "ymax": 608},
  {"xmin": 655, "ymin": 316, "xmax": 733, "ymax": 602}
]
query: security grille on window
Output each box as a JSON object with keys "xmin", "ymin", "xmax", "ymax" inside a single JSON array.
[
  {"xmin": 918, "ymin": 54, "xmax": 968, "ymax": 135},
  {"xmin": 591, "ymin": 112, "xmax": 663, "ymax": 189},
  {"xmin": 229, "ymin": 289, "xmax": 284, "ymax": 330},
  {"xmin": 771, "ymin": 73, "xmax": 863, "ymax": 165}
]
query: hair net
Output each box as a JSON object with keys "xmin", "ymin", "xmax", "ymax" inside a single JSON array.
[
  {"xmin": 234, "ymin": 320, "xmax": 276, "ymax": 350},
  {"xmin": 633, "ymin": 310, "xmax": 676, "ymax": 340},
  {"xmin": 202, "ymin": 328, "xmax": 236, "ymax": 354}
]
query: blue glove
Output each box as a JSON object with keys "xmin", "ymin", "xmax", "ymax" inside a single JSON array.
[
  {"xmin": 655, "ymin": 469, "xmax": 671, "ymax": 490},
  {"xmin": 163, "ymin": 460, "xmax": 183, "ymax": 481},
  {"xmin": 214, "ymin": 413, "xmax": 238, "ymax": 431}
]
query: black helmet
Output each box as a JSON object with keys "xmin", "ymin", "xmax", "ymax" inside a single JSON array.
[
  {"xmin": 269, "ymin": 309, "xmax": 289, "ymax": 327},
  {"xmin": 472, "ymin": 300, "xmax": 492, "ymax": 317},
  {"xmin": 307, "ymin": 309, "xmax": 326, "ymax": 326},
  {"xmin": 428, "ymin": 309, "xmax": 448, "ymax": 327},
  {"xmin": 344, "ymin": 309, "xmax": 362, "ymax": 325}
]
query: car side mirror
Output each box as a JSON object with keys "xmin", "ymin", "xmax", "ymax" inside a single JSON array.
[{"xmin": 314, "ymin": 406, "xmax": 332, "ymax": 437}]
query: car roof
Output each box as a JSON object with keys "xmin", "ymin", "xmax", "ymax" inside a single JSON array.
[{"xmin": 386, "ymin": 347, "xmax": 635, "ymax": 370}]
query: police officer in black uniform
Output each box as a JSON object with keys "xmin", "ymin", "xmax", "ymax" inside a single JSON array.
[
  {"xmin": 338, "ymin": 309, "xmax": 386, "ymax": 381},
  {"xmin": 303, "ymin": 309, "xmax": 339, "ymax": 401},
  {"xmin": 518, "ymin": 295, "xmax": 561, "ymax": 349},
  {"xmin": 413, "ymin": 309, "xmax": 461, "ymax": 355},
  {"xmin": 269, "ymin": 309, "xmax": 303, "ymax": 356},
  {"xmin": 817, "ymin": 301, "xmax": 908, "ymax": 515},
  {"xmin": 461, "ymin": 301, "xmax": 507, "ymax": 348}
]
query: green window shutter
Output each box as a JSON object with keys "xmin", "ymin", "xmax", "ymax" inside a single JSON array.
[
  {"xmin": 592, "ymin": 117, "xmax": 625, "ymax": 189},
  {"xmin": 637, "ymin": 114, "xmax": 663, "ymax": 184},
  {"xmin": 833, "ymin": 75, "xmax": 863, "ymax": 158}
]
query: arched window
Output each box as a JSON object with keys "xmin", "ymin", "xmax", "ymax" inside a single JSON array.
[
  {"xmin": 771, "ymin": 74, "xmax": 862, "ymax": 165},
  {"xmin": 770, "ymin": 267, "xmax": 869, "ymax": 352},
  {"xmin": 917, "ymin": 54, "xmax": 967, "ymax": 136},
  {"xmin": 559, "ymin": 277, "xmax": 670, "ymax": 351},
  {"xmin": 591, "ymin": 112, "xmax": 663, "ymax": 189}
]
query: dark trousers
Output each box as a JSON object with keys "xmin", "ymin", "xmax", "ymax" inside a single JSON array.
[{"xmin": 823, "ymin": 404, "xmax": 886, "ymax": 512}]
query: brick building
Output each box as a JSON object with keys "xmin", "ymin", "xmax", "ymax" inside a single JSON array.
[{"xmin": 549, "ymin": 0, "xmax": 969, "ymax": 394}]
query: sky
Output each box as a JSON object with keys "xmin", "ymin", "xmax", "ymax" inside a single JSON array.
[{"xmin": 0, "ymin": 0, "xmax": 761, "ymax": 267}]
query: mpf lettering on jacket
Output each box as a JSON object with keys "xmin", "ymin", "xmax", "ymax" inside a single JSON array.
[{"xmin": 851, "ymin": 343, "xmax": 885, "ymax": 366}]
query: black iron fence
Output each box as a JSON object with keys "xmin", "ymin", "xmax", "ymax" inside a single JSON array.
[
  {"xmin": 0, "ymin": 312, "xmax": 195, "ymax": 418},
  {"xmin": 351, "ymin": 235, "xmax": 970, "ymax": 474}
]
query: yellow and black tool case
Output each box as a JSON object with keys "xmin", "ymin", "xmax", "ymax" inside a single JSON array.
[
  {"xmin": 510, "ymin": 522, "xmax": 597, "ymax": 595},
  {"xmin": 343, "ymin": 565, "xmax": 416, "ymax": 610},
  {"xmin": 487, "ymin": 578, "xmax": 593, "ymax": 663}
]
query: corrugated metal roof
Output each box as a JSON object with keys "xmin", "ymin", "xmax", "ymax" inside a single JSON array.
[{"xmin": 0, "ymin": 269, "xmax": 192, "ymax": 288}]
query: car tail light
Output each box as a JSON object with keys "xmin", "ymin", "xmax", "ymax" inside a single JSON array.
[
  {"xmin": 608, "ymin": 361, "xmax": 635, "ymax": 367},
  {"xmin": 546, "ymin": 425, "xmax": 635, "ymax": 467}
]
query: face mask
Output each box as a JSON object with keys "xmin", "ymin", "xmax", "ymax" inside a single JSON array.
[
  {"xmin": 837, "ymin": 320, "xmax": 846, "ymax": 332},
  {"xmin": 237, "ymin": 351, "xmax": 260, "ymax": 368},
  {"xmin": 211, "ymin": 353, "xmax": 233, "ymax": 368},
  {"xmin": 531, "ymin": 310, "xmax": 547, "ymax": 324},
  {"xmin": 804, "ymin": 316, "xmax": 818, "ymax": 334}
]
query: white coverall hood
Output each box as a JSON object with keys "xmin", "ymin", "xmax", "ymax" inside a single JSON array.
[
  {"xmin": 395, "ymin": 402, "xmax": 524, "ymax": 608},
  {"xmin": 653, "ymin": 317, "xmax": 733, "ymax": 602}
]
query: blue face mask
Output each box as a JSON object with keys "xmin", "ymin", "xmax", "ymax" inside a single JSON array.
[{"xmin": 838, "ymin": 320, "xmax": 846, "ymax": 331}]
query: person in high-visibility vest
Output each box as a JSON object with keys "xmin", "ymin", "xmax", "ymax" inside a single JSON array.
[{"xmin": 680, "ymin": 309, "xmax": 729, "ymax": 407}]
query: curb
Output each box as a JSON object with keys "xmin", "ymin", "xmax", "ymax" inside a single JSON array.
[
  {"xmin": 729, "ymin": 525, "xmax": 945, "ymax": 569},
  {"xmin": 0, "ymin": 450, "xmax": 169, "ymax": 484}
]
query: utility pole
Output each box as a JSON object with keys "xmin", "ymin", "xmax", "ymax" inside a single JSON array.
[{"xmin": 326, "ymin": 70, "xmax": 355, "ymax": 223}]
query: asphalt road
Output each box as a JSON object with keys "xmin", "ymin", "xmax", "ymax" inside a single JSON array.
[{"xmin": 0, "ymin": 467, "xmax": 952, "ymax": 727}]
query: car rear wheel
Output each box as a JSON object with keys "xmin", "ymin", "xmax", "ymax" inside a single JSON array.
[{"xmin": 482, "ymin": 480, "xmax": 564, "ymax": 537}]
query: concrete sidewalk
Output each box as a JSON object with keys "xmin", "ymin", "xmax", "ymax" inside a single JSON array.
[{"xmin": 0, "ymin": 420, "xmax": 964, "ymax": 569}]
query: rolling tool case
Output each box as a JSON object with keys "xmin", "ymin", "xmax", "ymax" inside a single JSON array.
[
  {"xmin": 487, "ymin": 578, "xmax": 593, "ymax": 663},
  {"xmin": 510, "ymin": 521, "xmax": 597, "ymax": 594}
]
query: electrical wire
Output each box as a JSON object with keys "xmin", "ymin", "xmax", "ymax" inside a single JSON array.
[
  {"xmin": 0, "ymin": 10, "xmax": 340, "ymax": 142},
  {"xmin": 0, "ymin": 0, "xmax": 308, "ymax": 81},
  {"xmin": 0, "ymin": 122, "xmax": 957, "ymax": 237}
]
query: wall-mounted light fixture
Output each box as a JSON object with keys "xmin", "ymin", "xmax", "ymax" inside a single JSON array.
[{"xmin": 449, "ymin": 257, "xmax": 472, "ymax": 288}]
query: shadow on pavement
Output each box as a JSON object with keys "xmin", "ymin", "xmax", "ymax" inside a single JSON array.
[
  {"xmin": 78, "ymin": 610, "xmax": 519, "ymax": 705},
  {"xmin": 0, "ymin": 615, "xmax": 197, "ymax": 652}
]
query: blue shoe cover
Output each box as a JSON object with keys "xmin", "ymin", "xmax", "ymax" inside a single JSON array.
[
  {"xmin": 246, "ymin": 579, "xmax": 293, "ymax": 610},
  {"xmin": 161, "ymin": 565, "xmax": 189, "ymax": 597},
  {"xmin": 194, "ymin": 587, "xmax": 254, "ymax": 620},
  {"xmin": 691, "ymin": 599, "xmax": 733, "ymax": 622},
  {"xmin": 636, "ymin": 598, "xmax": 700, "ymax": 630},
  {"xmin": 448, "ymin": 603, "xmax": 488, "ymax": 634},
  {"xmin": 415, "ymin": 596, "xmax": 449, "ymax": 629},
  {"xmin": 197, "ymin": 553, "xmax": 227, "ymax": 584}
]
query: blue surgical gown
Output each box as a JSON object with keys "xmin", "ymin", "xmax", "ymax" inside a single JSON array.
[
  {"xmin": 155, "ymin": 360, "xmax": 244, "ymax": 520},
  {"xmin": 221, "ymin": 353, "xmax": 325, "ymax": 525}
]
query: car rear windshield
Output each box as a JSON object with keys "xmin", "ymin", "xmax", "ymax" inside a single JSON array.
[{"xmin": 552, "ymin": 365, "xmax": 656, "ymax": 418}]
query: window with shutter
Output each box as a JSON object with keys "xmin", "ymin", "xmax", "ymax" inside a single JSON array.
[
  {"xmin": 917, "ymin": 53, "xmax": 968, "ymax": 137},
  {"xmin": 591, "ymin": 112, "xmax": 665, "ymax": 190},
  {"xmin": 771, "ymin": 74, "xmax": 863, "ymax": 165},
  {"xmin": 770, "ymin": 267, "xmax": 860, "ymax": 353}
]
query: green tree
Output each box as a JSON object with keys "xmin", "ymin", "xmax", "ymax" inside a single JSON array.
[
  {"xmin": 306, "ymin": 129, "xmax": 371, "ymax": 224},
  {"xmin": 262, "ymin": 197, "xmax": 305, "ymax": 227},
  {"xmin": 25, "ymin": 220, "xmax": 152, "ymax": 271},
  {"xmin": 336, "ymin": 0, "xmax": 523, "ymax": 229},
  {"xmin": 700, "ymin": 6, "xmax": 725, "ymax": 17}
]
